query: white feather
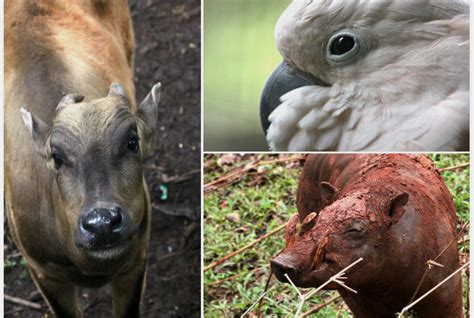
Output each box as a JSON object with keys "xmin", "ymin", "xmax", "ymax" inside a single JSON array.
[{"xmin": 268, "ymin": 0, "xmax": 469, "ymax": 151}]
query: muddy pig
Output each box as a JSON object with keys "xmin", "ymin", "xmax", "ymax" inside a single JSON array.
[
  {"xmin": 271, "ymin": 154, "xmax": 462, "ymax": 317},
  {"xmin": 5, "ymin": 1, "xmax": 160, "ymax": 317}
]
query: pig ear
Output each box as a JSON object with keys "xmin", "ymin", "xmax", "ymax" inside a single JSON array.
[
  {"xmin": 387, "ymin": 192, "xmax": 409, "ymax": 225},
  {"xmin": 320, "ymin": 181, "xmax": 338, "ymax": 205},
  {"xmin": 20, "ymin": 108, "xmax": 51, "ymax": 154}
]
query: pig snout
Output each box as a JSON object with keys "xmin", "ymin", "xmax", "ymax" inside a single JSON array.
[
  {"xmin": 75, "ymin": 204, "xmax": 137, "ymax": 250},
  {"xmin": 270, "ymin": 253, "xmax": 300, "ymax": 282}
]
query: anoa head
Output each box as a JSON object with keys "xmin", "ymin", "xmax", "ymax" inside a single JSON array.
[{"xmin": 21, "ymin": 82, "xmax": 161, "ymax": 264}]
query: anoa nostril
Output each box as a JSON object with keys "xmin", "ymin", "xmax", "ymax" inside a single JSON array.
[{"xmin": 109, "ymin": 207, "xmax": 123, "ymax": 228}]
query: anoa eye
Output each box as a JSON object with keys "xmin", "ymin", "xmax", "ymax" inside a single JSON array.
[
  {"xmin": 127, "ymin": 136, "xmax": 139, "ymax": 153},
  {"xmin": 51, "ymin": 153, "xmax": 64, "ymax": 171},
  {"xmin": 330, "ymin": 35, "xmax": 355, "ymax": 55}
]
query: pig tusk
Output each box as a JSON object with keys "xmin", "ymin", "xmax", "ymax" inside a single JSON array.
[
  {"xmin": 300, "ymin": 212, "xmax": 318, "ymax": 235},
  {"xmin": 313, "ymin": 235, "xmax": 329, "ymax": 268},
  {"xmin": 285, "ymin": 214, "xmax": 300, "ymax": 242}
]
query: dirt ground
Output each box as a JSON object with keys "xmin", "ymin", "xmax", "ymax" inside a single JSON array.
[{"xmin": 4, "ymin": 1, "xmax": 201, "ymax": 317}]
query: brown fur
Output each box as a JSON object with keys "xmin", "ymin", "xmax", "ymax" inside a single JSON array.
[
  {"xmin": 5, "ymin": 0, "xmax": 134, "ymax": 106},
  {"xmin": 5, "ymin": 1, "xmax": 156, "ymax": 317}
]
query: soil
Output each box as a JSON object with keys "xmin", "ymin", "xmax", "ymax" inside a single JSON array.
[{"xmin": 4, "ymin": 1, "xmax": 201, "ymax": 317}]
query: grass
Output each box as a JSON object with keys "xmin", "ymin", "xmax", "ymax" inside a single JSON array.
[
  {"xmin": 204, "ymin": 154, "xmax": 470, "ymax": 317},
  {"xmin": 204, "ymin": 0, "xmax": 289, "ymax": 151}
]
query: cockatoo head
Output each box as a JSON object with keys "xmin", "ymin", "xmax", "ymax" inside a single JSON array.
[{"xmin": 261, "ymin": 0, "xmax": 469, "ymax": 151}]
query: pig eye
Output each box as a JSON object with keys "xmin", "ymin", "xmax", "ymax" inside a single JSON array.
[
  {"xmin": 344, "ymin": 222, "xmax": 366, "ymax": 236},
  {"xmin": 345, "ymin": 228, "xmax": 361, "ymax": 234},
  {"xmin": 51, "ymin": 153, "xmax": 64, "ymax": 171},
  {"xmin": 127, "ymin": 136, "xmax": 139, "ymax": 153}
]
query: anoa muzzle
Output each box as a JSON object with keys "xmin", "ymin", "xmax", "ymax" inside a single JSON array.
[{"xmin": 21, "ymin": 82, "xmax": 160, "ymax": 262}]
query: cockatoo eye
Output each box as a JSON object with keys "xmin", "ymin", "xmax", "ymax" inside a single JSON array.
[
  {"xmin": 330, "ymin": 35, "xmax": 355, "ymax": 55},
  {"xmin": 326, "ymin": 30, "xmax": 362, "ymax": 66}
]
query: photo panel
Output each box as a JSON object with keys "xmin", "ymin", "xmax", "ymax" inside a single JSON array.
[
  {"xmin": 2, "ymin": 0, "xmax": 472, "ymax": 317},
  {"xmin": 204, "ymin": 153, "xmax": 469, "ymax": 317},
  {"xmin": 204, "ymin": 0, "xmax": 469, "ymax": 152},
  {"xmin": 4, "ymin": 1, "xmax": 200, "ymax": 317}
]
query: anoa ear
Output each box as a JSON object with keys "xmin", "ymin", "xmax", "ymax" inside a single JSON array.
[
  {"xmin": 136, "ymin": 83, "xmax": 161, "ymax": 130},
  {"xmin": 320, "ymin": 181, "xmax": 338, "ymax": 205},
  {"xmin": 135, "ymin": 83, "xmax": 161, "ymax": 154},
  {"xmin": 20, "ymin": 108, "xmax": 51, "ymax": 155},
  {"xmin": 387, "ymin": 192, "xmax": 409, "ymax": 225}
]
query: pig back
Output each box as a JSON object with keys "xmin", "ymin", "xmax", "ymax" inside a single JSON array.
[
  {"xmin": 297, "ymin": 154, "xmax": 457, "ymax": 231},
  {"xmin": 296, "ymin": 154, "xmax": 361, "ymax": 220}
]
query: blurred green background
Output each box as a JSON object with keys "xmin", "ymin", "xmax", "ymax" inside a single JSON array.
[{"xmin": 204, "ymin": 0, "xmax": 289, "ymax": 151}]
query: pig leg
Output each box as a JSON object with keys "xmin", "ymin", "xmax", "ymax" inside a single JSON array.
[
  {"xmin": 28, "ymin": 266, "xmax": 82, "ymax": 317},
  {"xmin": 111, "ymin": 254, "xmax": 148, "ymax": 318}
]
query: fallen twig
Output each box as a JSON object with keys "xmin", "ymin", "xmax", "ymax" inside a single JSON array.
[
  {"xmin": 285, "ymin": 274, "xmax": 304, "ymax": 298},
  {"xmin": 304, "ymin": 258, "xmax": 363, "ymax": 300},
  {"xmin": 257, "ymin": 267, "xmax": 274, "ymax": 318},
  {"xmin": 285, "ymin": 258, "xmax": 363, "ymax": 318},
  {"xmin": 300, "ymin": 294, "xmax": 341, "ymax": 317},
  {"xmin": 161, "ymin": 169, "xmax": 200, "ymax": 183},
  {"xmin": 438, "ymin": 162, "xmax": 470, "ymax": 172},
  {"xmin": 204, "ymin": 222, "xmax": 288, "ymax": 272},
  {"xmin": 240, "ymin": 289, "xmax": 272, "ymax": 318},
  {"xmin": 458, "ymin": 234, "xmax": 470, "ymax": 245},
  {"xmin": 4, "ymin": 294, "xmax": 42, "ymax": 311},
  {"xmin": 208, "ymin": 265, "xmax": 269, "ymax": 286},
  {"xmin": 335, "ymin": 301, "xmax": 345, "ymax": 318},
  {"xmin": 204, "ymin": 156, "xmax": 303, "ymax": 194},
  {"xmin": 398, "ymin": 261, "xmax": 470, "ymax": 317},
  {"xmin": 281, "ymin": 274, "xmax": 305, "ymax": 317},
  {"xmin": 409, "ymin": 221, "xmax": 469, "ymax": 303},
  {"xmin": 5, "ymin": 251, "xmax": 22, "ymax": 259}
]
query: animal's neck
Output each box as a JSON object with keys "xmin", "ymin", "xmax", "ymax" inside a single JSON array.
[{"xmin": 340, "ymin": 288, "xmax": 411, "ymax": 318}]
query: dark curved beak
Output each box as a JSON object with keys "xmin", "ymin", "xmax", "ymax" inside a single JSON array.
[{"xmin": 260, "ymin": 62, "xmax": 329, "ymax": 135}]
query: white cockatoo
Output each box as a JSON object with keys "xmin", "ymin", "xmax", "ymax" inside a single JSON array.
[{"xmin": 260, "ymin": 0, "xmax": 469, "ymax": 151}]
